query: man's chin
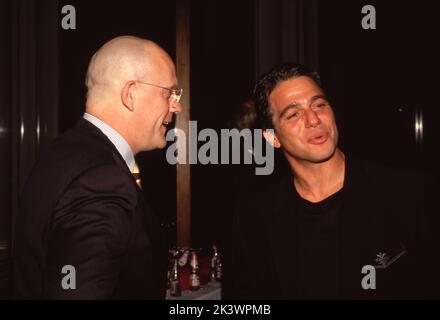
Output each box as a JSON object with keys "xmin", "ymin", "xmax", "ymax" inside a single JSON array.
[
  {"xmin": 141, "ymin": 138, "xmax": 167, "ymax": 152},
  {"xmin": 308, "ymin": 153, "xmax": 334, "ymax": 164},
  {"xmin": 285, "ymin": 146, "xmax": 337, "ymax": 164},
  {"xmin": 156, "ymin": 137, "xmax": 168, "ymax": 149},
  {"xmin": 308, "ymin": 146, "xmax": 338, "ymax": 163}
]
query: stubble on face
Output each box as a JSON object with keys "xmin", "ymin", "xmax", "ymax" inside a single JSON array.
[{"xmin": 268, "ymin": 76, "xmax": 339, "ymax": 165}]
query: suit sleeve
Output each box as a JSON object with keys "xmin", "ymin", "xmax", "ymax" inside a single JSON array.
[{"xmin": 42, "ymin": 164, "xmax": 138, "ymax": 299}]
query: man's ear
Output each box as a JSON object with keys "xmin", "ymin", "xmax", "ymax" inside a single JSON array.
[
  {"xmin": 263, "ymin": 129, "xmax": 281, "ymax": 148},
  {"xmin": 121, "ymin": 81, "xmax": 136, "ymax": 112}
]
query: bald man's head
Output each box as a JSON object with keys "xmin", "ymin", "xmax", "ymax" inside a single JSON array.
[
  {"xmin": 83, "ymin": 36, "xmax": 180, "ymax": 154},
  {"xmin": 85, "ymin": 36, "xmax": 174, "ymax": 108}
]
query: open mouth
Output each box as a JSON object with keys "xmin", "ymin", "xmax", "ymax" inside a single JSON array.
[
  {"xmin": 160, "ymin": 121, "xmax": 169, "ymax": 133},
  {"xmin": 161, "ymin": 120, "xmax": 175, "ymax": 135},
  {"xmin": 307, "ymin": 133, "xmax": 328, "ymax": 145}
]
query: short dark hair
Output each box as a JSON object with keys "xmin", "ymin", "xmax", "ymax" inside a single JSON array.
[{"xmin": 253, "ymin": 63, "xmax": 322, "ymax": 129}]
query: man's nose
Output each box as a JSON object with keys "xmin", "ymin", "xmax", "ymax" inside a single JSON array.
[
  {"xmin": 304, "ymin": 109, "xmax": 321, "ymax": 128},
  {"xmin": 171, "ymin": 101, "xmax": 182, "ymax": 114},
  {"xmin": 165, "ymin": 102, "xmax": 182, "ymax": 123}
]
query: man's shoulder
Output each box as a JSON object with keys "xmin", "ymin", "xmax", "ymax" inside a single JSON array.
[
  {"xmin": 51, "ymin": 120, "xmax": 116, "ymax": 162},
  {"xmin": 22, "ymin": 120, "xmax": 132, "ymax": 201},
  {"xmin": 377, "ymin": 161, "xmax": 419, "ymax": 177},
  {"xmin": 41, "ymin": 120, "xmax": 124, "ymax": 172},
  {"xmin": 349, "ymin": 155, "xmax": 428, "ymax": 227},
  {"xmin": 351, "ymin": 156, "xmax": 423, "ymax": 189}
]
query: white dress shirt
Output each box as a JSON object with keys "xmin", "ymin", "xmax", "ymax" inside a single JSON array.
[{"xmin": 83, "ymin": 112, "xmax": 135, "ymax": 173}]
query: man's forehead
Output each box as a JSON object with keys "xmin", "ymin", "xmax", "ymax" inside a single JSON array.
[
  {"xmin": 271, "ymin": 78, "xmax": 322, "ymax": 102},
  {"xmin": 275, "ymin": 76, "xmax": 320, "ymax": 93},
  {"xmin": 148, "ymin": 61, "xmax": 177, "ymax": 85}
]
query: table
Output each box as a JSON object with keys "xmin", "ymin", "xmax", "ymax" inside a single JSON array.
[{"xmin": 168, "ymin": 281, "xmax": 222, "ymax": 300}]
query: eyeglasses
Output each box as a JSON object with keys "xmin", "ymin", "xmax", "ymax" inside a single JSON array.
[{"xmin": 134, "ymin": 80, "xmax": 183, "ymax": 107}]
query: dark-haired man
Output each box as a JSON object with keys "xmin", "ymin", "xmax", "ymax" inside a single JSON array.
[{"xmin": 227, "ymin": 63, "xmax": 439, "ymax": 299}]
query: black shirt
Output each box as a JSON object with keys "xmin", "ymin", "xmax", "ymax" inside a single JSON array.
[
  {"xmin": 293, "ymin": 184, "xmax": 344, "ymax": 299},
  {"xmin": 227, "ymin": 155, "xmax": 440, "ymax": 299}
]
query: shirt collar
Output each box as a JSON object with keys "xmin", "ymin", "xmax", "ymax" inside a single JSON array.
[{"xmin": 83, "ymin": 113, "xmax": 135, "ymax": 173}]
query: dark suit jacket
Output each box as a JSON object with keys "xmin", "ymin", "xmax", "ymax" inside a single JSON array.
[
  {"xmin": 13, "ymin": 119, "xmax": 167, "ymax": 299},
  {"xmin": 227, "ymin": 155, "xmax": 440, "ymax": 299}
]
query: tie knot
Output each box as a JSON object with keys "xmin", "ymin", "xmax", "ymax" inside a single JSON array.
[
  {"xmin": 133, "ymin": 162, "xmax": 140, "ymax": 174},
  {"xmin": 133, "ymin": 163, "xmax": 142, "ymax": 189}
]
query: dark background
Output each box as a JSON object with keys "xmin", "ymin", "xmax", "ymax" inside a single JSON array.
[
  {"xmin": 319, "ymin": 1, "xmax": 439, "ymax": 172},
  {"xmin": 1, "ymin": 0, "xmax": 439, "ymax": 298}
]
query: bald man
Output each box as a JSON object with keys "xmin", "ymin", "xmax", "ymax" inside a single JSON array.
[{"xmin": 13, "ymin": 36, "xmax": 182, "ymax": 299}]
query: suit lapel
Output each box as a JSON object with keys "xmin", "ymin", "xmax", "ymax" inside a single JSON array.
[
  {"xmin": 78, "ymin": 118, "xmax": 167, "ymax": 292},
  {"xmin": 76, "ymin": 118, "xmax": 163, "ymax": 246}
]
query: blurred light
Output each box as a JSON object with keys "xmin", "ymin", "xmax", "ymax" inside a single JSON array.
[
  {"xmin": 36, "ymin": 118, "xmax": 40, "ymax": 142},
  {"xmin": 415, "ymin": 109, "xmax": 424, "ymax": 144},
  {"xmin": 20, "ymin": 121, "xmax": 25, "ymax": 140}
]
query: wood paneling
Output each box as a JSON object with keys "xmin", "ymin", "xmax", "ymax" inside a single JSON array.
[{"xmin": 176, "ymin": 0, "xmax": 191, "ymax": 247}]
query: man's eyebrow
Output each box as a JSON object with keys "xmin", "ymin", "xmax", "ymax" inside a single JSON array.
[
  {"xmin": 311, "ymin": 94, "xmax": 328, "ymax": 103},
  {"xmin": 279, "ymin": 103, "xmax": 300, "ymax": 119},
  {"xmin": 279, "ymin": 95, "xmax": 329, "ymax": 118}
]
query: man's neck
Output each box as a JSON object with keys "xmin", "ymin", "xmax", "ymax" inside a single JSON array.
[{"xmin": 289, "ymin": 149, "xmax": 346, "ymax": 203}]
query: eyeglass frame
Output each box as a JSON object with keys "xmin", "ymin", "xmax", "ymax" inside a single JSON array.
[{"xmin": 134, "ymin": 80, "xmax": 183, "ymax": 106}]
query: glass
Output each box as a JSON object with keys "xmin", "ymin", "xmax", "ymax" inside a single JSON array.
[{"xmin": 135, "ymin": 80, "xmax": 183, "ymax": 107}]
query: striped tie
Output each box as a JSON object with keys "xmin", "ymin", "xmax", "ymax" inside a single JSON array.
[{"xmin": 133, "ymin": 162, "xmax": 142, "ymax": 189}]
